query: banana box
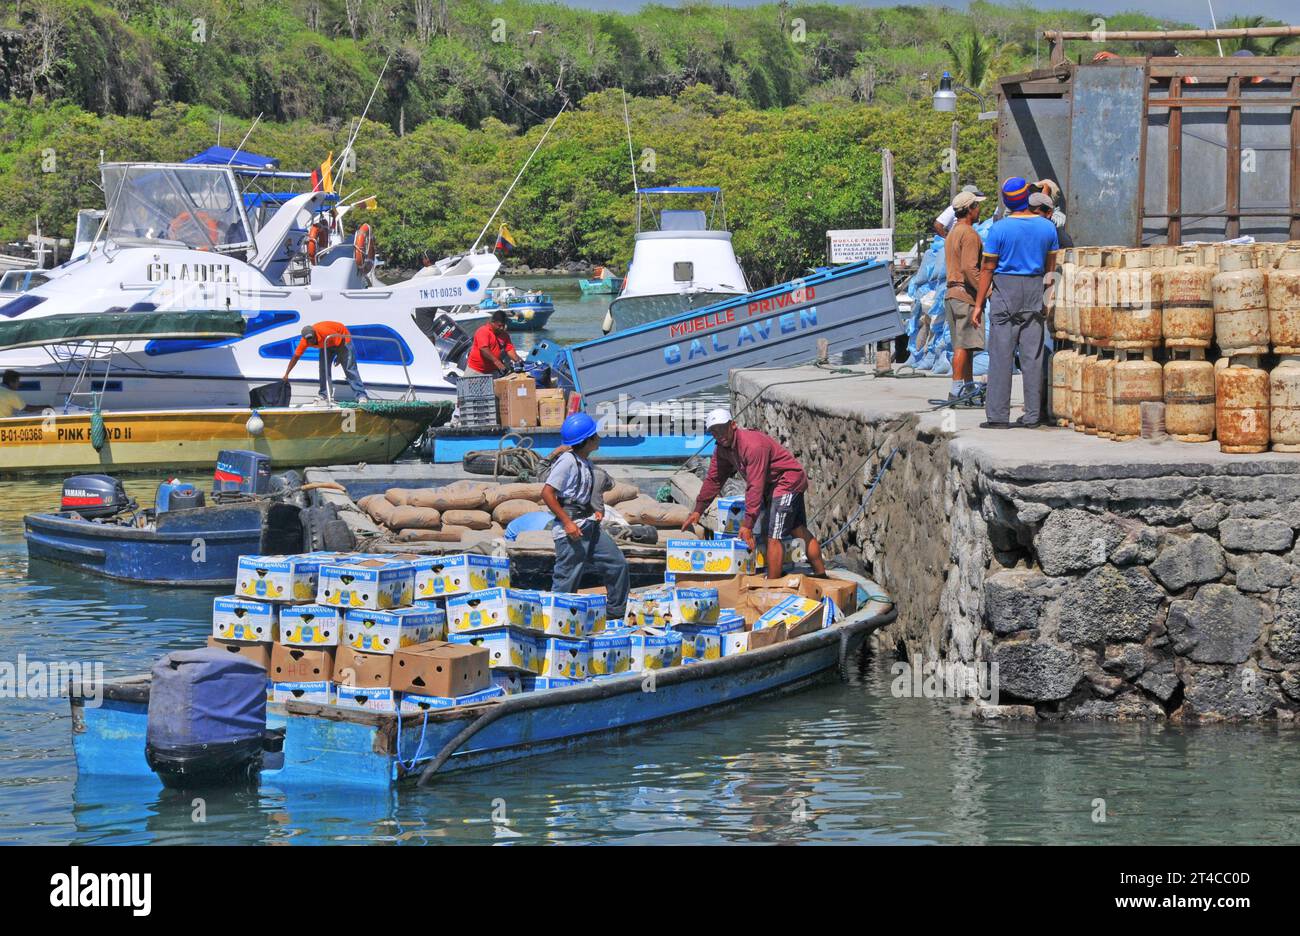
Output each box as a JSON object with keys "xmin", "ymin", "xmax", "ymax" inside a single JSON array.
[
  {"xmin": 675, "ymin": 612, "xmax": 744, "ymax": 662},
  {"xmin": 752, "ymin": 595, "xmax": 825, "ymax": 638},
  {"xmin": 271, "ymin": 681, "xmax": 335, "ymax": 706},
  {"xmin": 446, "ymin": 587, "xmax": 542, "ymax": 634},
  {"xmin": 413, "ymin": 553, "xmax": 512, "ymax": 599},
  {"xmin": 212, "ymin": 596, "xmax": 279, "ymax": 642},
  {"xmin": 584, "ymin": 593, "xmax": 607, "ymax": 633},
  {"xmin": 491, "ymin": 670, "xmax": 527, "ymax": 695},
  {"xmin": 236, "ymin": 553, "xmax": 323, "ymax": 603},
  {"xmin": 537, "ymin": 636, "xmax": 589, "ymax": 679},
  {"xmin": 334, "ymin": 685, "xmax": 396, "ymax": 713},
  {"xmin": 449, "ymin": 625, "xmax": 536, "ymax": 672},
  {"xmin": 625, "ymin": 585, "xmax": 673, "ymax": 628},
  {"xmin": 665, "ymin": 538, "xmax": 754, "ymax": 576},
  {"xmin": 522, "ymin": 675, "xmax": 582, "ymax": 691},
  {"xmin": 588, "ymin": 631, "xmax": 632, "ymax": 676},
  {"xmin": 716, "ymin": 495, "xmax": 746, "ymax": 534},
  {"xmin": 317, "ymin": 558, "xmax": 415, "ymax": 610},
  {"xmin": 279, "ymin": 603, "xmax": 342, "ymax": 647},
  {"xmin": 628, "ymin": 628, "xmax": 682, "ymax": 672},
  {"xmin": 537, "ymin": 592, "xmax": 591, "ymax": 637},
  {"xmin": 398, "ymin": 684, "xmax": 505, "ymax": 714},
  {"xmin": 342, "ymin": 606, "xmax": 445, "ymax": 654},
  {"xmin": 670, "ymin": 587, "xmax": 720, "ymax": 625}
]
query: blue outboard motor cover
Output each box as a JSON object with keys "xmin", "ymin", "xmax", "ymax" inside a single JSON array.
[
  {"xmin": 214, "ymin": 449, "xmax": 272, "ymax": 495},
  {"xmin": 147, "ymin": 648, "xmax": 266, "ymax": 749}
]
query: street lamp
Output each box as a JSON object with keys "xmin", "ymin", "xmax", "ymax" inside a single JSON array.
[{"xmin": 932, "ymin": 71, "xmax": 995, "ymax": 119}]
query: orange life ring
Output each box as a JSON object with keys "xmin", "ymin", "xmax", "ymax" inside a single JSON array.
[
  {"xmin": 169, "ymin": 210, "xmax": 220, "ymax": 245},
  {"xmin": 307, "ymin": 222, "xmax": 328, "ymax": 264},
  {"xmin": 354, "ymin": 224, "xmax": 375, "ymax": 275}
]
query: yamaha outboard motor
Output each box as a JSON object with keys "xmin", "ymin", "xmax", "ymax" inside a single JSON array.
[
  {"xmin": 213, "ymin": 449, "xmax": 271, "ymax": 496},
  {"xmin": 61, "ymin": 475, "xmax": 132, "ymax": 519},
  {"xmin": 145, "ymin": 648, "xmax": 269, "ymax": 789},
  {"xmin": 430, "ymin": 312, "xmax": 472, "ymax": 368}
]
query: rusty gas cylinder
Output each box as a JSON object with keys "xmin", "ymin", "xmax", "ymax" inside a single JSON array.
[
  {"xmin": 1163, "ymin": 246, "xmax": 1215, "ymax": 349},
  {"xmin": 1050, "ymin": 347, "xmax": 1076, "ymax": 427},
  {"xmin": 1070, "ymin": 349, "xmax": 1091, "ymax": 432},
  {"xmin": 1213, "ymin": 247, "xmax": 1269, "ymax": 355},
  {"xmin": 1216, "ymin": 355, "xmax": 1270, "ymax": 454},
  {"xmin": 1091, "ymin": 248, "xmax": 1121, "ymax": 347},
  {"xmin": 1267, "ymin": 247, "xmax": 1300, "ymax": 354},
  {"xmin": 1269, "ymin": 355, "xmax": 1300, "ymax": 453},
  {"xmin": 1163, "ymin": 349, "xmax": 1216, "ymax": 443},
  {"xmin": 1054, "ymin": 248, "xmax": 1077, "ymax": 341},
  {"xmin": 1111, "ymin": 350, "xmax": 1163, "ymax": 441},
  {"xmin": 1112, "ymin": 248, "xmax": 1161, "ymax": 349},
  {"xmin": 1074, "ymin": 246, "xmax": 1102, "ymax": 343}
]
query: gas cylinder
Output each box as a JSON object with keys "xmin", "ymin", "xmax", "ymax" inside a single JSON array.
[
  {"xmin": 1269, "ymin": 355, "xmax": 1300, "ymax": 452},
  {"xmin": 1112, "ymin": 350, "xmax": 1163, "ymax": 441},
  {"xmin": 1074, "ymin": 247, "xmax": 1102, "ymax": 344},
  {"xmin": 1112, "ymin": 248, "xmax": 1162, "ymax": 349},
  {"xmin": 1054, "ymin": 248, "xmax": 1076, "ymax": 341},
  {"xmin": 1050, "ymin": 348, "xmax": 1076, "ymax": 427},
  {"xmin": 1070, "ymin": 349, "xmax": 1091, "ymax": 432},
  {"xmin": 1267, "ymin": 247, "xmax": 1300, "ymax": 354},
  {"xmin": 1163, "ymin": 246, "xmax": 1215, "ymax": 349},
  {"xmin": 1097, "ymin": 351, "xmax": 1118, "ymax": 439},
  {"xmin": 1216, "ymin": 355, "xmax": 1270, "ymax": 454},
  {"xmin": 1091, "ymin": 248, "xmax": 1120, "ymax": 347},
  {"xmin": 1213, "ymin": 247, "xmax": 1269, "ymax": 355},
  {"xmin": 1163, "ymin": 350, "xmax": 1216, "ymax": 443}
]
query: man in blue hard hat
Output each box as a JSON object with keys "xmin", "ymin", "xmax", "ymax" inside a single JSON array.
[{"xmin": 541, "ymin": 412, "xmax": 629, "ymax": 619}]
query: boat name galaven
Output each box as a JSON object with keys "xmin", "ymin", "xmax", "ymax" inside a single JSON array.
[
  {"xmin": 664, "ymin": 307, "xmax": 818, "ymax": 365},
  {"xmin": 146, "ymin": 262, "xmax": 239, "ymax": 284}
]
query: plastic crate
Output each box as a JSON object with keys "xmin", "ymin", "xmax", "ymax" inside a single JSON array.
[{"xmin": 456, "ymin": 375, "xmax": 497, "ymax": 401}]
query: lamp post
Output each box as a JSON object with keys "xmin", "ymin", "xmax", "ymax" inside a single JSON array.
[{"xmin": 932, "ymin": 71, "xmax": 996, "ymax": 200}]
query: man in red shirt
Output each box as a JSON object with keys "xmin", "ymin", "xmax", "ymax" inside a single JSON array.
[
  {"xmin": 282, "ymin": 321, "xmax": 368, "ymax": 403},
  {"xmin": 682, "ymin": 408, "xmax": 827, "ymax": 579},
  {"xmin": 466, "ymin": 310, "xmax": 523, "ymax": 376}
]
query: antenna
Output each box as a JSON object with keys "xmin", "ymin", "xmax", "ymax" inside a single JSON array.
[
  {"xmin": 622, "ymin": 88, "xmax": 638, "ymax": 193},
  {"xmin": 1206, "ymin": 1, "xmax": 1225, "ymax": 56},
  {"xmin": 227, "ymin": 114, "xmax": 263, "ymax": 165}
]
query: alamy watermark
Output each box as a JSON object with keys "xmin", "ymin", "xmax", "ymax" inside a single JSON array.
[
  {"xmin": 890, "ymin": 656, "xmax": 999, "ymax": 704},
  {"xmin": 0, "ymin": 654, "xmax": 104, "ymax": 707}
]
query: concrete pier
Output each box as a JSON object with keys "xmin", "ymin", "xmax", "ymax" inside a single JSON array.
[{"xmin": 732, "ymin": 365, "xmax": 1300, "ymax": 721}]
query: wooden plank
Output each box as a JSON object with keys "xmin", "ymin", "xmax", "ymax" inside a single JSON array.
[
  {"xmin": 1167, "ymin": 76, "xmax": 1183, "ymax": 246},
  {"xmin": 1227, "ymin": 76, "xmax": 1241, "ymax": 239}
]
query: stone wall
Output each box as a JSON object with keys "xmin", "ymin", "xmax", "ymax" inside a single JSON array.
[{"xmin": 734, "ymin": 372, "xmax": 1300, "ymax": 722}]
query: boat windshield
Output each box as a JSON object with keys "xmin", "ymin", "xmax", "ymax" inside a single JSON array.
[{"xmin": 101, "ymin": 164, "xmax": 253, "ymax": 253}]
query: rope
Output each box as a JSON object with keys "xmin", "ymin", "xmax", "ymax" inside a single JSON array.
[
  {"xmin": 819, "ymin": 446, "xmax": 899, "ymax": 547},
  {"xmin": 395, "ymin": 708, "xmax": 432, "ymax": 771}
]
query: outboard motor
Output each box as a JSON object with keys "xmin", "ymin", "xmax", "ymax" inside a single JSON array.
[
  {"xmin": 156, "ymin": 480, "xmax": 205, "ymax": 513},
  {"xmin": 61, "ymin": 474, "xmax": 132, "ymax": 519},
  {"xmin": 430, "ymin": 312, "xmax": 472, "ymax": 368},
  {"xmin": 213, "ymin": 449, "xmax": 271, "ymax": 496},
  {"xmin": 145, "ymin": 648, "xmax": 269, "ymax": 789}
]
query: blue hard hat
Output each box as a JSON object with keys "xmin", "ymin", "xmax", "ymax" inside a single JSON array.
[{"xmin": 560, "ymin": 412, "xmax": 599, "ymax": 447}]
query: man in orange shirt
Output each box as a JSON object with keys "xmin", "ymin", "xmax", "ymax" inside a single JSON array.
[
  {"xmin": 282, "ymin": 321, "xmax": 369, "ymax": 403},
  {"xmin": 465, "ymin": 310, "xmax": 523, "ymax": 376}
]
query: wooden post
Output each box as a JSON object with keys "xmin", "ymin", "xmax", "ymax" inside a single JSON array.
[
  {"xmin": 1167, "ymin": 77, "xmax": 1183, "ymax": 246},
  {"xmin": 1226, "ymin": 76, "xmax": 1241, "ymax": 239}
]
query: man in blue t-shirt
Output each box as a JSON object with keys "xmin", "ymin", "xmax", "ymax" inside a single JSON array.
[{"xmin": 971, "ymin": 177, "xmax": 1060, "ymax": 429}]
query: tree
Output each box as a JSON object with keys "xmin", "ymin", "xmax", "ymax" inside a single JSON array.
[{"xmin": 941, "ymin": 27, "xmax": 1016, "ymax": 92}]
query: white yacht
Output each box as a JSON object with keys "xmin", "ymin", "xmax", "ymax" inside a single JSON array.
[
  {"xmin": 0, "ymin": 160, "xmax": 498, "ymax": 410},
  {"xmin": 606, "ymin": 186, "xmax": 748, "ymax": 331}
]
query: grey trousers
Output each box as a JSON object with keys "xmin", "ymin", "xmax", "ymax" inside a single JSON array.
[
  {"xmin": 552, "ymin": 522, "xmax": 629, "ymax": 619},
  {"xmin": 985, "ymin": 274, "xmax": 1047, "ymax": 424}
]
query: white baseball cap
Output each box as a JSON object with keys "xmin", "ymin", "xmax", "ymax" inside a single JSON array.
[{"xmin": 705, "ymin": 407, "xmax": 733, "ymax": 430}]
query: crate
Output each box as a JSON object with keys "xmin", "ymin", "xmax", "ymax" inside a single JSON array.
[
  {"xmin": 456, "ymin": 375, "xmax": 497, "ymax": 402},
  {"xmin": 457, "ymin": 397, "xmax": 499, "ymax": 428}
]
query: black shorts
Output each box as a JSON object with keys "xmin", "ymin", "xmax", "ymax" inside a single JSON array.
[{"xmin": 759, "ymin": 491, "xmax": 809, "ymax": 541}]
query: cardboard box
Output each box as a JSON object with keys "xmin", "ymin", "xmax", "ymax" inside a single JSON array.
[
  {"xmin": 491, "ymin": 670, "xmax": 527, "ymax": 695},
  {"xmin": 801, "ymin": 576, "xmax": 858, "ymax": 615},
  {"xmin": 342, "ymin": 606, "xmax": 446, "ymax": 653},
  {"xmin": 332, "ymin": 646, "xmax": 393, "ymax": 688},
  {"xmin": 746, "ymin": 626, "xmax": 786, "ymax": 650},
  {"xmin": 398, "ymin": 684, "xmax": 505, "ymax": 713},
  {"xmin": 675, "ymin": 613, "xmax": 744, "ymax": 662},
  {"xmin": 521, "ymin": 674, "xmax": 581, "ymax": 691},
  {"xmin": 212, "ymin": 596, "xmax": 279, "ymax": 643},
  {"xmin": 536, "ymin": 388, "xmax": 566, "ymax": 428},
  {"xmin": 317, "ymin": 558, "xmax": 415, "ymax": 610},
  {"xmin": 270, "ymin": 681, "xmax": 334, "ymax": 705},
  {"xmin": 235, "ymin": 554, "xmax": 323, "ymax": 603},
  {"xmin": 270, "ymin": 644, "xmax": 334, "ymax": 683},
  {"xmin": 279, "ymin": 603, "xmax": 342, "ymax": 647},
  {"xmin": 670, "ymin": 587, "xmax": 720, "ymax": 625},
  {"xmin": 665, "ymin": 538, "xmax": 754, "ymax": 576},
  {"xmin": 626, "ymin": 585, "xmax": 674, "ymax": 628},
  {"xmin": 206, "ymin": 636, "xmax": 272, "ymax": 670},
  {"xmin": 663, "ymin": 573, "xmax": 743, "ymax": 609},
  {"xmin": 494, "ymin": 373, "xmax": 539, "ymax": 428},
  {"xmin": 446, "ymin": 587, "xmax": 542, "ymax": 633},
  {"xmin": 588, "ymin": 631, "xmax": 631, "ymax": 675},
  {"xmin": 628, "ymin": 628, "xmax": 682, "ymax": 671},
  {"xmin": 537, "ymin": 636, "xmax": 589, "ymax": 679},
  {"xmin": 752, "ymin": 595, "xmax": 825, "ymax": 638},
  {"xmin": 334, "ymin": 685, "xmax": 396, "ymax": 712},
  {"xmin": 449, "ymin": 625, "xmax": 536, "ymax": 672},
  {"xmin": 391, "ymin": 640, "xmax": 490, "ymax": 696},
  {"xmin": 716, "ymin": 495, "xmax": 746, "ymax": 535},
  {"xmin": 721, "ymin": 630, "xmax": 752, "ymax": 656},
  {"xmin": 584, "ymin": 593, "xmax": 607, "ymax": 633},
  {"xmin": 537, "ymin": 592, "xmax": 592, "ymax": 637},
  {"xmin": 412, "ymin": 553, "xmax": 511, "ymax": 599}
]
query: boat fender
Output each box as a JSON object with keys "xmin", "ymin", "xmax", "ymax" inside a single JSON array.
[
  {"xmin": 246, "ymin": 410, "xmax": 265, "ymax": 436},
  {"xmin": 354, "ymin": 224, "xmax": 376, "ymax": 275}
]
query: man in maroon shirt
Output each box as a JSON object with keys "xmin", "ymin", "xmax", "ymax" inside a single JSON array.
[{"xmin": 682, "ymin": 408, "xmax": 827, "ymax": 579}]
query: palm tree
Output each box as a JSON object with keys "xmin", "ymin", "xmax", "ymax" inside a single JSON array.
[
  {"xmin": 1217, "ymin": 15, "xmax": 1298, "ymax": 55},
  {"xmin": 942, "ymin": 27, "xmax": 1017, "ymax": 92}
]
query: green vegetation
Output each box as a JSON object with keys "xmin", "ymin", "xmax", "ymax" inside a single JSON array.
[{"xmin": 0, "ymin": 1, "xmax": 1291, "ymax": 282}]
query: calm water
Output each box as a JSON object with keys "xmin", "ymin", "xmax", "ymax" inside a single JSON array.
[{"xmin": 3, "ymin": 279, "xmax": 1300, "ymax": 844}]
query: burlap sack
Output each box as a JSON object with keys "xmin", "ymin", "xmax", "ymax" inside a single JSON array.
[
  {"xmin": 361, "ymin": 494, "xmax": 397, "ymax": 526},
  {"xmin": 484, "ymin": 482, "xmax": 545, "ymax": 511},
  {"xmin": 387, "ymin": 505, "xmax": 443, "ymax": 531},
  {"xmin": 605, "ymin": 482, "xmax": 640, "ymax": 505},
  {"xmin": 403, "ymin": 486, "xmax": 488, "ymax": 511},
  {"xmin": 442, "ymin": 509, "xmax": 493, "ymax": 530},
  {"xmin": 398, "ymin": 527, "xmax": 466, "ymax": 543},
  {"xmin": 383, "ymin": 487, "xmax": 413, "ymax": 507},
  {"xmin": 493, "ymin": 499, "xmax": 547, "ymax": 525},
  {"xmin": 618, "ymin": 496, "xmax": 690, "ymax": 528}
]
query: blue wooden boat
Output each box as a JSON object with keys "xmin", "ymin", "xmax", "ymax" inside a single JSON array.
[
  {"xmin": 426, "ymin": 423, "xmax": 714, "ymax": 464},
  {"xmin": 579, "ymin": 266, "xmax": 620, "ymax": 295},
  {"xmin": 479, "ymin": 287, "xmax": 555, "ymax": 332},
  {"xmin": 69, "ymin": 574, "xmax": 894, "ymax": 789}
]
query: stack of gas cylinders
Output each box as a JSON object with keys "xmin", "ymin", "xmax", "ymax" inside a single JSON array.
[{"xmin": 1048, "ymin": 242, "xmax": 1300, "ymax": 454}]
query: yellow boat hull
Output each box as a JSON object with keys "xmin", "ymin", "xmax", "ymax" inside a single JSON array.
[{"xmin": 0, "ymin": 406, "xmax": 439, "ymax": 477}]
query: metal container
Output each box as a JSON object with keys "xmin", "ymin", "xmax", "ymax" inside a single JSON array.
[
  {"xmin": 1270, "ymin": 355, "xmax": 1300, "ymax": 453},
  {"xmin": 1081, "ymin": 352, "xmax": 1104, "ymax": 434},
  {"xmin": 1267, "ymin": 247, "xmax": 1300, "ymax": 355},
  {"xmin": 1111, "ymin": 350, "xmax": 1162, "ymax": 441},
  {"xmin": 1090, "ymin": 248, "xmax": 1120, "ymax": 347},
  {"xmin": 1051, "ymin": 348, "xmax": 1076, "ymax": 427},
  {"xmin": 1163, "ymin": 247, "xmax": 1215, "ymax": 349},
  {"xmin": 1070, "ymin": 350, "xmax": 1092, "ymax": 432},
  {"xmin": 1213, "ymin": 248, "xmax": 1269, "ymax": 356},
  {"xmin": 1112, "ymin": 248, "xmax": 1161, "ymax": 349},
  {"xmin": 1074, "ymin": 246, "xmax": 1102, "ymax": 344},
  {"xmin": 1053, "ymin": 248, "xmax": 1075, "ymax": 340},
  {"xmin": 1215, "ymin": 355, "xmax": 1270, "ymax": 454},
  {"xmin": 1163, "ymin": 351, "xmax": 1215, "ymax": 443},
  {"xmin": 1097, "ymin": 352, "xmax": 1118, "ymax": 439}
]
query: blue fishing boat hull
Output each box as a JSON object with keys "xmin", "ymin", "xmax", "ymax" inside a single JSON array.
[
  {"xmin": 70, "ymin": 580, "xmax": 894, "ymax": 789},
  {"xmin": 426, "ymin": 425, "xmax": 714, "ymax": 463},
  {"xmin": 503, "ymin": 303, "xmax": 555, "ymax": 332},
  {"xmin": 24, "ymin": 500, "xmax": 302, "ymax": 587}
]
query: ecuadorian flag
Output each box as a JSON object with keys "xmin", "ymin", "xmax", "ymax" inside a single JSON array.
[
  {"xmin": 495, "ymin": 224, "xmax": 516, "ymax": 255},
  {"xmin": 310, "ymin": 152, "xmax": 334, "ymax": 194}
]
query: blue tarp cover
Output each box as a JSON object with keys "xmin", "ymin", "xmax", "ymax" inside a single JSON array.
[
  {"xmin": 186, "ymin": 146, "xmax": 280, "ymax": 170},
  {"xmin": 146, "ymin": 648, "xmax": 266, "ymax": 747}
]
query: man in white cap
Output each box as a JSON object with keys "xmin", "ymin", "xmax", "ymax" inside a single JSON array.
[
  {"xmin": 932, "ymin": 184, "xmax": 986, "ymax": 237},
  {"xmin": 682, "ymin": 408, "xmax": 827, "ymax": 579},
  {"xmin": 943, "ymin": 189, "xmax": 986, "ymax": 405}
]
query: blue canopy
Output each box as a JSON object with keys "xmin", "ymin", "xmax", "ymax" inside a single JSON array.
[
  {"xmin": 637, "ymin": 186, "xmax": 721, "ymax": 194},
  {"xmin": 186, "ymin": 146, "xmax": 280, "ymax": 170},
  {"xmin": 242, "ymin": 191, "xmax": 336, "ymax": 209}
]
